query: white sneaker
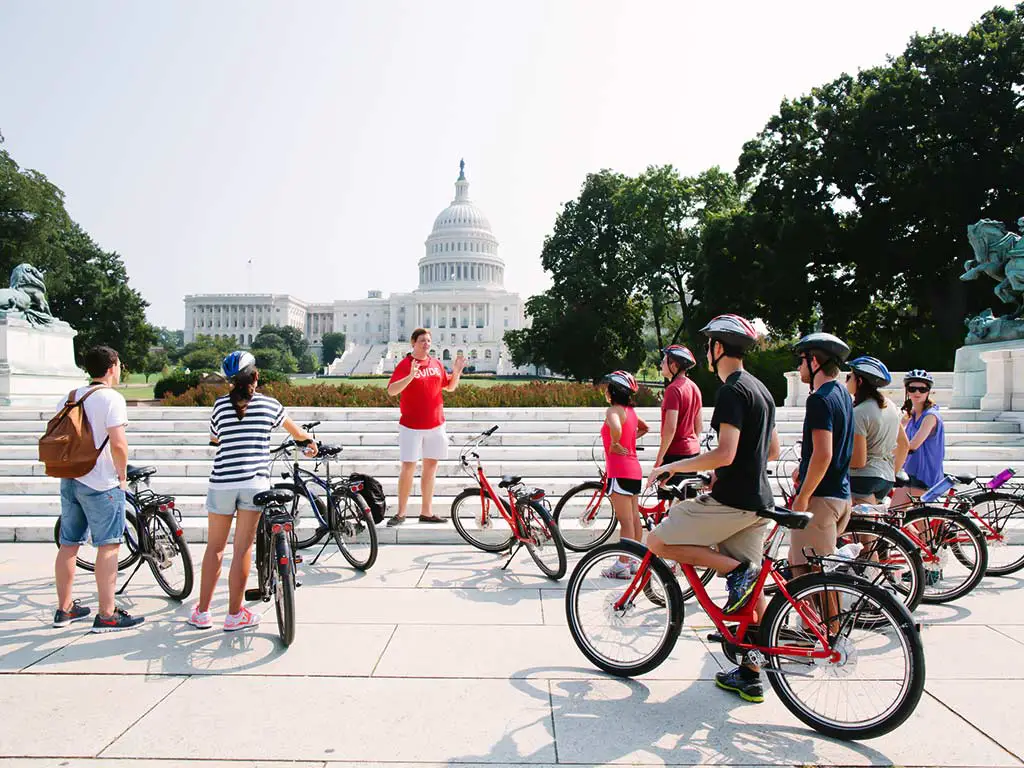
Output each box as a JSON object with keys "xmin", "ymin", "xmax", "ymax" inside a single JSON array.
[
  {"xmin": 601, "ymin": 562, "xmax": 632, "ymax": 579},
  {"xmin": 223, "ymin": 607, "xmax": 261, "ymax": 632},
  {"xmin": 187, "ymin": 605, "xmax": 213, "ymax": 630}
]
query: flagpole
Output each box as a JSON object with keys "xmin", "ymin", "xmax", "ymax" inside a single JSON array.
[{"xmin": 247, "ymin": 259, "xmax": 253, "ymax": 293}]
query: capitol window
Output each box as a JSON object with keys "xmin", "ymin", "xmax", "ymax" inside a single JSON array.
[{"xmin": 485, "ymin": 349, "xmax": 492, "ymax": 359}]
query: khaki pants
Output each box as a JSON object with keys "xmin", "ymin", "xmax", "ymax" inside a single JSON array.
[
  {"xmin": 653, "ymin": 494, "xmax": 769, "ymax": 565},
  {"xmin": 789, "ymin": 496, "xmax": 852, "ymax": 567}
]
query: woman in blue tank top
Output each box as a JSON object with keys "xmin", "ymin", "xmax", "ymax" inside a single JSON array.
[{"xmin": 898, "ymin": 369, "xmax": 945, "ymax": 502}]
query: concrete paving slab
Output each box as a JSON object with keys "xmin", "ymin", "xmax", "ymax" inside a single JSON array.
[
  {"xmin": 0, "ymin": 620, "xmax": 85, "ymax": 672},
  {"xmin": 416, "ymin": 558, "xmax": 578, "ymax": 590},
  {"xmin": 102, "ymin": 676, "xmax": 556, "ymax": 763},
  {"xmin": 0, "ymin": 760, "xmax": 327, "ymax": 767},
  {"xmin": 921, "ymin": 624, "xmax": 1024, "ymax": 678},
  {"xmin": 925, "ymin": 680, "xmax": 1024, "ymax": 761},
  {"xmin": 295, "ymin": 585, "xmax": 545, "ymax": 624},
  {"xmin": 24, "ymin": 620, "xmax": 395, "ymax": 677},
  {"xmin": 0, "ymin": 673, "xmax": 184, "ymax": 758},
  {"xmin": 373, "ymin": 624, "xmax": 721, "ymax": 680},
  {"xmin": 548, "ymin": 677, "xmax": 1020, "ymax": 766}
]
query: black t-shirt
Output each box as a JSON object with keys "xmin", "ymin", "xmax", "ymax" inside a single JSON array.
[
  {"xmin": 798, "ymin": 379, "xmax": 854, "ymax": 499},
  {"xmin": 710, "ymin": 370, "xmax": 776, "ymax": 512}
]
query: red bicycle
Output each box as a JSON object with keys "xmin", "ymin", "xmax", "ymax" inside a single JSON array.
[
  {"xmin": 449, "ymin": 425, "xmax": 567, "ymax": 580},
  {"xmin": 564, "ymin": 489, "xmax": 926, "ymax": 740}
]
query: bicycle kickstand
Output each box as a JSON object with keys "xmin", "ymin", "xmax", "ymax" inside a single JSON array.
[
  {"xmin": 310, "ymin": 534, "xmax": 332, "ymax": 566},
  {"xmin": 115, "ymin": 557, "xmax": 145, "ymax": 596},
  {"xmin": 501, "ymin": 542, "xmax": 523, "ymax": 571}
]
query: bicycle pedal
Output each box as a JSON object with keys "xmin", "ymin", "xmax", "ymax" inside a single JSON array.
[
  {"xmin": 295, "ymin": 580, "xmax": 302, "ymax": 588},
  {"xmin": 293, "ymin": 555, "xmax": 304, "ymax": 564},
  {"xmin": 244, "ymin": 588, "xmax": 262, "ymax": 601}
]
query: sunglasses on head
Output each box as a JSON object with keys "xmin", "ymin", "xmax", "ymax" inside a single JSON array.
[{"xmin": 906, "ymin": 385, "xmax": 930, "ymax": 394}]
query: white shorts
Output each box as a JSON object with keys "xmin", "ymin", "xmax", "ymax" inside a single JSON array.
[{"xmin": 398, "ymin": 424, "xmax": 449, "ymax": 463}]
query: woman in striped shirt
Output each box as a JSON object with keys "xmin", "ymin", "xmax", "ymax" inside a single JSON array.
[{"xmin": 189, "ymin": 352, "xmax": 317, "ymax": 632}]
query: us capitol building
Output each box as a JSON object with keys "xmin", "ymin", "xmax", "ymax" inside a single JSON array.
[{"xmin": 183, "ymin": 162, "xmax": 528, "ymax": 375}]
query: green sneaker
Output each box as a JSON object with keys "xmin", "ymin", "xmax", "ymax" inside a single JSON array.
[{"xmin": 715, "ymin": 666, "xmax": 764, "ymax": 703}]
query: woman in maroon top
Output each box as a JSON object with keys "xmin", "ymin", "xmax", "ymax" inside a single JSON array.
[
  {"xmin": 655, "ymin": 345, "xmax": 703, "ymax": 477},
  {"xmin": 385, "ymin": 328, "xmax": 465, "ymax": 525}
]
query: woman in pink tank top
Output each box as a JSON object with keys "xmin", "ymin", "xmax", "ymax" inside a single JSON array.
[{"xmin": 600, "ymin": 371, "xmax": 649, "ymax": 578}]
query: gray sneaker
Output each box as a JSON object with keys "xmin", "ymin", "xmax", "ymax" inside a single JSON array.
[
  {"xmin": 53, "ymin": 600, "xmax": 90, "ymax": 628},
  {"xmin": 91, "ymin": 608, "xmax": 145, "ymax": 633}
]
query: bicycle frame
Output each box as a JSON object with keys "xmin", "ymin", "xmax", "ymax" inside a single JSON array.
[{"xmin": 464, "ymin": 456, "xmax": 534, "ymax": 544}]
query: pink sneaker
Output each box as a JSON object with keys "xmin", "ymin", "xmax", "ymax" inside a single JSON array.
[
  {"xmin": 187, "ymin": 605, "xmax": 213, "ymax": 630},
  {"xmin": 223, "ymin": 607, "xmax": 261, "ymax": 632}
]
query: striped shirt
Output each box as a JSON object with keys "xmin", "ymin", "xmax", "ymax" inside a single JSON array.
[{"xmin": 208, "ymin": 393, "xmax": 286, "ymax": 489}]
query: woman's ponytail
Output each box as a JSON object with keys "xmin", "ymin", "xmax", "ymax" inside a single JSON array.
[{"xmin": 229, "ymin": 366, "xmax": 258, "ymax": 419}]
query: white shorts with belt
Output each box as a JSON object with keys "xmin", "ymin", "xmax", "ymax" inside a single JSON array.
[{"xmin": 398, "ymin": 424, "xmax": 449, "ymax": 462}]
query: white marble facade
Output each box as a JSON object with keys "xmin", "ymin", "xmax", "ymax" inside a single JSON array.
[{"xmin": 183, "ymin": 163, "xmax": 527, "ymax": 373}]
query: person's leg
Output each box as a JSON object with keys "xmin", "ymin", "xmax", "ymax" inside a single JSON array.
[
  {"xmin": 789, "ymin": 497, "xmax": 844, "ymax": 578},
  {"xmin": 396, "ymin": 462, "xmax": 417, "ymax": 519},
  {"xmin": 55, "ymin": 479, "xmax": 88, "ymax": 613},
  {"xmin": 198, "ymin": 511, "xmax": 234, "ymax": 613},
  {"xmin": 94, "ymin": 544, "xmax": 120, "ymax": 618},
  {"xmin": 77, "ymin": 483, "xmax": 129, "ymax": 620},
  {"xmin": 419, "ymin": 458, "xmax": 440, "ymax": 518},
  {"xmin": 227, "ymin": 507, "xmax": 262, "ymax": 616},
  {"xmin": 647, "ymin": 498, "xmax": 746, "ymax": 574},
  {"xmin": 55, "ymin": 545, "xmax": 80, "ymax": 611}
]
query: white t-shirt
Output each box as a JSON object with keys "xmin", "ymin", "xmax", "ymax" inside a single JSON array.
[{"xmin": 55, "ymin": 385, "xmax": 129, "ymax": 491}]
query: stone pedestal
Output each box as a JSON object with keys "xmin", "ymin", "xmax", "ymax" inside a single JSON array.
[
  {"xmin": 0, "ymin": 317, "xmax": 84, "ymax": 407},
  {"xmin": 953, "ymin": 340, "xmax": 1024, "ymax": 411}
]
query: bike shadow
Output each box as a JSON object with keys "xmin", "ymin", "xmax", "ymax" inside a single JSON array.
[{"xmin": 442, "ymin": 666, "xmax": 900, "ymax": 766}]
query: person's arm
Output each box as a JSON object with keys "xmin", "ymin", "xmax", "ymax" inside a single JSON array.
[
  {"xmin": 907, "ymin": 414, "xmax": 937, "ymax": 452},
  {"xmin": 636, "ymin": 416, "xmax": 649, "ymax": 439},
  {"xmin": 606, "ymin": 407, "xmax": 628, "ymax": 455},
  {"xmin": 656, "ymin": 409, "xmax": 679, "ymax": 467},
  {"xmin": 282, "ymin": 417, "xmax": 318, "ymax": 457},
  {"xmin": 387, "ymin": 358, "xmax": 419, "ymax": 397},
  {"xmin": 107, "ymin": 425, "xmax": 128, "ymax": 490},
  {"xmin": 793, "ymin": 429, "xmax": 833, "ymax": 511},
  {"xmin": 693, "ymin": 408, "xmax": 703, "ymax": 439},
  {"xmin": 894, "ymin": 423, "xmax": 910, "ymax": 474},
  {"xmin": 851, "ymin": 434, "xmax": 868, "ymax": 469},
  {"xmin": 767, "ymin": 427, "xmax": 781, "ymax": 462},
  {"xmin": 444, "ymin": 355, "xmax": 465, "ymax": 392},
  {"xmin": 648, "ymin": 423, "xmax": 740, "ymax": 487}
]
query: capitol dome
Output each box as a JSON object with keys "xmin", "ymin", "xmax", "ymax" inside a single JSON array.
[{"xmin": 418, "ymin": 160, "xmax": 505, "ymax": 291}]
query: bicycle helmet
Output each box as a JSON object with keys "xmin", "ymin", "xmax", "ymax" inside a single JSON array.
[
  {"xmin": 700, "ymin": 314, "xmax": 759, "ymax": 350},
  {"xmin": 222, "ymin": 351, "xmax": 256, "ymax": 380},
  {"xmin": 662, "ymin": 344, "xmax": 696, "ymax": 372},
  {"xmin": 603, "ymin": 370, "xmax": 638, "ymax": 397},
  {"xmin": 793, "ymin": 332, "xmax": 850, "ymax": 393},
  {"xmin": 847, "ymin": 355, "xmax": 892, "ymax": 387},
  {"xmin": 903, "ymin": 369, "xmax": 934, "ymax": 387}
]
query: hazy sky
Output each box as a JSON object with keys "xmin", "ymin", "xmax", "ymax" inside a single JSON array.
[{"xmin": 1, "ymin": 0, "xmax": 1003, "ymax": 328}]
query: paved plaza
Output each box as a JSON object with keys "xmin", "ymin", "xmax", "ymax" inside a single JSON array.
[{"xmin": 0, "ymin": 541, "xmax": 1023, "ymax": 766}]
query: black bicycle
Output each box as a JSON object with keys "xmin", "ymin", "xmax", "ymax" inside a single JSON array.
[
  {"xmin": 52, "ymin": 464, "xmax": 193, "ymax": 601},
  {"xmin": 272, "ymin": 433, "xmax": 378, "ymax": 570},
  {"xmin": 244, "ymin": 487, "xmax": 299, "ymax": 646}
]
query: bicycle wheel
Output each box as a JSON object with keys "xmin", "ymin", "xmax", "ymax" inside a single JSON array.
[
  {"xmin": 277, "ymin": 482, "xmax": 327, "ymax": 550},
  {"xmin": 759, "ymin": 571, "xmax": 925, "ymax": 740},
  {"xmin": 330, "ymin": 489, "xmax": 378, "ymax": 570},
  {"xmin": 837, "ymin": 517, "xmax": 925, "ymax": 615},
  {"xmin": 273, "ymin": 531, "xmax": 296, "ymax": 647},
  {"xmin": 552, "ymin": 481, "xmax": 618, "ymax": 552},
  {"xmin": 643, "ymin": 560, "xmax": 714, "ymax": 606},
  {"xmin": 959, "ymin": 492, "xmax": 1024, "ymax": 576},
  {"xmin": 902, "ymin": 507, "xmax": 988, "ymax": 604},
  {"xmin": 450, "ymin": 487, "xmax": 514, "ymax": 552},
  {"xmin": 518, "ymin": 499, "xmax": 567, "ymax": 580},
  {"xmin": 55, "ymin": 509, "xmax": 141, "ymax": 572},
  {"xmin": 565, "ymin": 539, "xmax": 684, "ymax": 677},
  {"xmin": 145, "ymin": 511, "xmax": 194, "ymax": 601}
]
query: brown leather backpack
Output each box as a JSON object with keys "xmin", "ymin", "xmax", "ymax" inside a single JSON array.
[{"xmin": 38, "ymin": 385, "xmax": 110, "ymax": 479}]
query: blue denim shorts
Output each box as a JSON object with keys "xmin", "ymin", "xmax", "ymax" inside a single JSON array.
[
  {"xmin": 206, "ymin": 487, "xmax": 265, "ymax": 516},
  {"xmin": 59, "ymin": 479, "xmax": 127, "ymax": 547}
]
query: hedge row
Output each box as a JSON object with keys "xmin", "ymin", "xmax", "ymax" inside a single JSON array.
[{"xmin": 163, "ymin": 380, "xmax": 662, "ymax": 408}]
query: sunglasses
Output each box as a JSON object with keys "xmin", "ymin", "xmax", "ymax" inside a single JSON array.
[
  {"xmin": 906, "ymin": 385, "xmax": 930, "ymax": 394},
  {"xmin": 845, "ymin": 372, "xmax": 854, "ymax": 382}
]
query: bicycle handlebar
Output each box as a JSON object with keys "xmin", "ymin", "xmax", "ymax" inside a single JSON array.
[{"xmin": 301, "ymin": 421, "xmax": 320, "ymax": 432}]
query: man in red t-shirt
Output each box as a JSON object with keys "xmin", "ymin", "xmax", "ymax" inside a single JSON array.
[
  {"xmin": 655, "ymin": 345, "xmax": 703, "ymax": 474},
  {"xmin": 386, "ymin": 328, "xmax": 465, "ymax": 525}
]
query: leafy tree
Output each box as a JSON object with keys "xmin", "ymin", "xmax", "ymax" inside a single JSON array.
[
  {"xmin": 155, "ymin": 327, "xmax": 184, "ymax": 352},
  {"xmin": 321, "ymin": 331, "xmax": 346, "ymax": 364},
  {"xmin": 298, "ymin": 352, "xmax": 317, "ymax": 374},
  {"xmin": 170, "ymin": 334, "xmax": 236, "ymax": 365},
  {"xmin": 180, "ymin": 348, "xmax": 223, "ymax": 371},
  {"xmin": 255, "ymin": 324, "xmax": 307, "ymax": 360},
  {"xmin": 141, "ymin": 349, "xmax": 169, "ymax": 382},
  {"xmin": 252, "ymin": 346, "xmax": 297, "ymax": 373}
]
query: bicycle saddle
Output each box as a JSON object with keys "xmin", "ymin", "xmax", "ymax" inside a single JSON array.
[
  {"xmin": 126, "ymin": 465, "xmax": 157, "ymax": 483},
  {"xmin": 498, "ymin": 474, "xmax": 523, "ymax": 488},
  {"xmin": 954, "ymin": 473, "xmax": 976, "ymax": 485},
  {"xmin": 757, "ymin": 506, "xmax": 812, "ymax": 530},
  {"xmin": 318, "ymin": 443, "xmax": 343, "ymax": 457},
  {"xmin": 253, "ymin": 488, "xmax": 294, "ymax": 507}
]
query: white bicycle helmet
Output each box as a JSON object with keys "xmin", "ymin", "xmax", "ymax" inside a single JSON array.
[
  {"xmin": 700, "ymin": 314, "xmax": 759, "ymax": 350},
  {"xmin": 903, "ymin": 369, "xmax": 934, "ymax": 386},
  {"xmin": 662, "ymin": 344, "xmax": 696, "ymax": 371}
]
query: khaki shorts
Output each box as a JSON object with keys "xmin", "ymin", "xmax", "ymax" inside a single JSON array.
[
  {"xmin": 652, "ymin": 494, "xmax": 768, "ymax": 565},
  {"xmin": 789, "ymin": 496, "xmax": 852, "ymax": 567}
]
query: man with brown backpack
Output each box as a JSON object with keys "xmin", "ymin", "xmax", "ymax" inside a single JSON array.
[{"xmin": 42, "ymin": 346, "xmax": 145, "ymax": 632}]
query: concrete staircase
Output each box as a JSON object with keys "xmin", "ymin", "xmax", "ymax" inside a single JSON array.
[{"xmin": 3, "ymin": 405, "xmax": 1022, "ymax": 543}]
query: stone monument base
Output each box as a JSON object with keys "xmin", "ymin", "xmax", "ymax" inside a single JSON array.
[
  {"xmin": 0, "ymin": 317, "xmax": 84, "ymax": 407},
  {"xmin": 953, "ymin": 339, "xmax": 1024, "ymax": 411}
]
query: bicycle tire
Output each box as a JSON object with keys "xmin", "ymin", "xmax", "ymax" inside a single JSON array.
[
  {"xmin": 276, "ymin": 482, "xmax": 327, "ymax": 550},
  {"xmin": 450, "ymin": 487, "xmax": 514, "ymax": 552},
  {"xmin": 146, "ymin": 511, "xmax": 194, "ymax": 601},
  {"xmin": 643, "ymin": 561, "xmax": 714, "ymax": 606},
  {"xmin": 273, "ymin": 531, "xmax": 296, "ymax": 646},
  {"xmin": 838, "ymin": 517, "xmax": 925, "ymax": 615},
  {"xmin": 957, "ymin": 491, "xmax": 1024, "ymax": 576},
  {"xmin": 760, "ymin": 571, "xmax": 925, "ymax": 740},
  {"xmin": 54, "ymin": 508, "xmax": 141, "ymax": 572},
  {"xmin": 552, "ymin": 481, "xmax": 618, "ymax": 552},
  {"xmin": 519, "ymin": 499, "xmax": 567, "ymax": 580},
  {"xmin": 565, "ymin": 539, "xmax": 684, "ymax": 677},
  {"xmin": 902, "ymin": 507, "xmax": 988, "ymax": 603},
  {"xmin": 330, "ymin": 488, "xmax": 378, "ymax": 570}
]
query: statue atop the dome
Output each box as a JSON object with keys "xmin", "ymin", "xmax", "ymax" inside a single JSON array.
[
  {"xmin": 458, "ymin": 158, "xmax": 465, "ymax": 180},
  {"xmin": 961, "ymin": 217, "xmax": 1024, "ymax": 344}
]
